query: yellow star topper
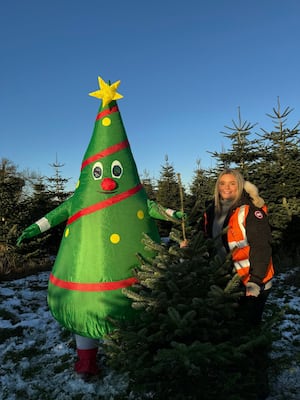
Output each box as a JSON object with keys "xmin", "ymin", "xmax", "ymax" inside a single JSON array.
[{"xmin": 89, "ymin": 76, "xmax": 123, "ymax": 107}]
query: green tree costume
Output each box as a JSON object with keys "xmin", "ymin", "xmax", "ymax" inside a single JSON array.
[{"xmin": 18, "ymin": 77, "xmax": 182, "ymax": 339}]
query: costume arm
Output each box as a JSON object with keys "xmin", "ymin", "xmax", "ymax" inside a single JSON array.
[
  {"xmin": 43, "ymin": 199, "xmax": 71, "ymax": 228},
  {"xmin": 147, "ymin": 199, "xmax": 184, "ymax": 222},
  {"xmin": 17, "ymin": 199, "xmax": 71, "ymax": 245}
]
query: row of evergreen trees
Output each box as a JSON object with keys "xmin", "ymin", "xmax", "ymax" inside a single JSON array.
[
  {"xmin": 0, "ymin": 157, "xmax": 72, "ymax": 275},
  {"xmin": 145, "ymin": 101, "xmax": 300, "ymax": 266},
  {"xmin": 1, "ymin": 99, "xmax": 300, "ymax": 275}
]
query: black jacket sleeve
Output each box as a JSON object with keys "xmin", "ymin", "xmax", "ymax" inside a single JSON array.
[{"xmin": 245, "ymin": 206, "xmax": 272, "ymax": 285}]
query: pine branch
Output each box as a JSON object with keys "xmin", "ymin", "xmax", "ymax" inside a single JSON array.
[
  {"xmin": 224, "ymin": 273, "xmax": 242, "ymax": 294},
  {"xmin": 141, "ymin": 233, "xmax": 166, "ymax": 252},
  {"xmin": 135, "ymin": 251, "xmax": 155, "ymax": 266},
  {"xmin": 155, "ymin": 203, "xmax": 182, "ymax": 224}
]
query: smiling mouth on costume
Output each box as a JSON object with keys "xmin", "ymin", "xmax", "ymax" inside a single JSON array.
[{"xmin": 98, "ymin": 190, "xmax": 117, "ymax": 194}]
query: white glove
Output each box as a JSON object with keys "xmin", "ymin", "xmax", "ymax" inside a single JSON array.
[{"xmin": 245, "ymin": 282, "xmax": 261, "ymax": 297}]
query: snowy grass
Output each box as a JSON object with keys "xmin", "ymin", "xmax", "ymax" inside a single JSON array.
[
  {"xmin": 0, "ymin": 268, "xmax": 299, "ymax": 400},
  {"xmin": 0, "ymin": 273, "xmax": 130, "ymax": 399},
  {"xmin": 264, "ymin": 269, "xmax": 300, "ymax": 400}
]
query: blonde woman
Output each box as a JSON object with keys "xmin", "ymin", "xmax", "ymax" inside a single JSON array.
[{"xmin": 202, "ymin": 168, "xmax": 274, "ymax": 325}]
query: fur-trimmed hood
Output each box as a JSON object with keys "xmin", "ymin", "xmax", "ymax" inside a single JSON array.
[{"xmin": 244, "ymin": 181, "xmax": 265, "ymax": 208}]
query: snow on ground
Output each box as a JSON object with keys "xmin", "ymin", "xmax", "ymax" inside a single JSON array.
[
  {"xmin": 0, "ymin": 269, "xmax": 299, "ymax": 400},
  {"xmin": 0, "ymin": 272, "xmax": 129, "ymax": 399},
  {"xmin": 265, "ymin": 269, "xmax": 300, "ymax": 400}
]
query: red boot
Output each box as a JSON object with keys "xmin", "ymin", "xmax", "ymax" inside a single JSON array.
[{"xmin": 74, "ymin": 348, "xmax": 100, "ymax": 377}]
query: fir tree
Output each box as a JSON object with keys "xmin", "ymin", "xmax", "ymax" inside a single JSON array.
[
  {"xmin": 0, "ymin": 159, "xmax": 26, "ymax": 275},
  {"xmin": 140, "ymin": 169, "xmax": 157, "ymax": 201},
  {"xmin": 46, "ymin": 155, "xmax": 72, "ymax": 203},
  {"xmin": 0, "ymin": 158, "xmax": 25, "ymax": 245},
  {"xmin": 156, "ymin": 155, "xmax": 182, "ymax": 237},
  {"xmin": 45, "ymin": 156, "xmax": 72, "ymax": 253},
  {"xmin": 186, "ymin": 160, "xmax": 214, "ymax": 228},
  {"xmin": 17, "ymin": 159, "xmax": 71, "ymax": 259},
  {"xmin": 210, "ymin": 107, "xmax": 259, "ymax": 179},
  {"xmin": 105, "ymin": 230, "xmax": 272, "ymax": 400},
  {"xmin": 16, "ymin": 177, "xmax": 54, "ymax": 260},
  {"xmin": 255, "ymin": 99, "xmax": 300, "ymax": 260}
]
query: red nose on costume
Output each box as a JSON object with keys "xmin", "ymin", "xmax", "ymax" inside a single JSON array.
[{"xmin": 101, "ymin": 178, "xmax": 117, "ymax": 191}]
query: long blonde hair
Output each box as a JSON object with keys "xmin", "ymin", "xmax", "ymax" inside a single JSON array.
[{"xmin": 214, "ymin": 169, "xmax": 245, "ymax": 214}]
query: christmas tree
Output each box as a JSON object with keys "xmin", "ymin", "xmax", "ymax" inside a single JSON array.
[{"xmin": 105, "ymin": 228, "xmax": 272, "ymax": 399}]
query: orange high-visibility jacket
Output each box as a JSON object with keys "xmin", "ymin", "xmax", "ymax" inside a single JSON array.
[{"xmin": 203, "ymin": 194, "xmax": 274, "ymax": 287}]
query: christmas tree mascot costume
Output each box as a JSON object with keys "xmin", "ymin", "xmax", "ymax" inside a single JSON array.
[{"xmin": 17, "ymin": 76, "xmax": 184, "ymax": 377}]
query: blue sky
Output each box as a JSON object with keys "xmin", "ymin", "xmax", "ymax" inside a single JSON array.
[{"xmin": 1, "ymin": 0, "xmax": 299, "ymax": 190}]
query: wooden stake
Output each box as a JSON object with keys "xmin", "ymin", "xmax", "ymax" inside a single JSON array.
[{"xmin": 177, "ymin": 173, "xmax": 186, "ymax": 241}]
